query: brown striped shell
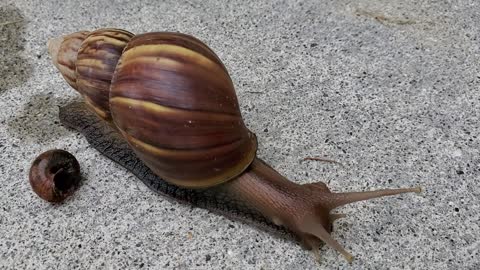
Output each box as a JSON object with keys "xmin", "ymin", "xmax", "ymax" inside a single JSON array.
[
  {"xmin": 48, "ymin": 28, "xmax": 134, "ymax": 120},
  {"xmin": 50, "ymin": 30, "xmax": 258, "ymax": 188}
]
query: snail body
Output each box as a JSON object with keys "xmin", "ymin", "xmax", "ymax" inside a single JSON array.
[{"xmin": 49, "ymin": 28, "xmax": 420, "ymax": 262}]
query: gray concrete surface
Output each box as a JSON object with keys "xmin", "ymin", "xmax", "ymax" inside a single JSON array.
[{"xmin": 1, "ymin": 0, "xmax": 479, "ymax": 269}]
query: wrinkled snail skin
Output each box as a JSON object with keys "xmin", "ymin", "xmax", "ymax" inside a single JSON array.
[{"xmin": 50, "ymin": 28, "xmax": 421, "ymax": 262}]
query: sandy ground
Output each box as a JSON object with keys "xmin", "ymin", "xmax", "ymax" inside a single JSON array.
[{"xmin": 1, "ymin": 0, "xmax": 479, "ymax": 269}]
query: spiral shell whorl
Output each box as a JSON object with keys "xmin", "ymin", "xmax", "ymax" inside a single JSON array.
[
  {"xmin": 110, "ymin": 32, "xmax": 257, "ymax": 188},
  {"xmin": 76, "ymin": 29, "xmax": 134, "ymax": 120},
  {"xmin": 49, "ymin": 29, "xmax": 133, "ymax": 120},
  {"xmin": 48, "ymin": 31, "xmax": 90, "ymax": 89}
]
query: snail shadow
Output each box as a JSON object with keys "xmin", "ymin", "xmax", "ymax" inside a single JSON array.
[
  {"xmin": 0, "ymin": 5, "xmax": 32, "ymax": 93},
  {"xmin": 7, "ymin": 94, "xmax": 72, "ymax": 144}
]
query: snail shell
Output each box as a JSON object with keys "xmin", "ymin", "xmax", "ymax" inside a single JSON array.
[{"xmin": 49, "ymin": 29, "xmax": 257, "ymax": 188}]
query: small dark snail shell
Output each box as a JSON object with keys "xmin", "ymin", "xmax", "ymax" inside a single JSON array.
[
  {"xmin": 49, "ymin": 28, "xmax": 421, "ymax": 262},
  {"xmin": 29, "ymin": 149, "xmax": 81, "ymax": 202}
]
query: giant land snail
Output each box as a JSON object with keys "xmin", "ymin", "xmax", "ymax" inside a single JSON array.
[{"xmin": 48, "ymin": 28, "xmax": 421, "ymax": 263}]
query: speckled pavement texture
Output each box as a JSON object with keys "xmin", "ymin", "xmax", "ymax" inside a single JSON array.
[{"xmin": 1, "ymin": 0, "xmax": 479, "ymax": 269}]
